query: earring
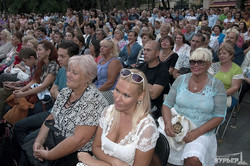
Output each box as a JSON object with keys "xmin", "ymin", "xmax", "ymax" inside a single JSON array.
[
  {"xmin": 137, "ymin": 101, "xmax": 141, "ymax": 104},
  {"xmin": 86, "ymin": 81, "xmax": 89, "ymax": 84}
]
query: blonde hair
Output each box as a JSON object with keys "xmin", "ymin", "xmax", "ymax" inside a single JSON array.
[
  {"xmin": 100, "ymin": 39, "xmax": 120, "ymax": 58},
  {"xmin": 2, "ymin": 29, "xmax": 12, "ymax": 42},
  {"xmin": 109, "ymin": 69, "xmax": 151, "ymax": 130},
  {"xmin": 26, "ymin": 30, "xmax": 34, "ymax": 36},
  {"xmin": 225, "ymin": 28, "xmax": 239, "ymax": 40},
  {"xmin": 22, "ymin": 35, "xmax": 36, "ymax": 45},
  {"xmin": 114, "ymin": 29, "xmax": 124, "ymax": 38},
  {"xmin": 68, "ymin": 55, "xmax": 97, "ymax": 81},
  {"xmin": 217, "ymin": 43, "xmax": 235, "ymax": 60},
  {"xmin": 190, "ymin": 47, "xmax": 213, "ymax": 62},
  {"xmin": 27, "ymin": 38, "xmax": 39, "ymax": 50},
  {"xmin": 160, "ymin": 23, "xmax": 171, "ymax": 34}
]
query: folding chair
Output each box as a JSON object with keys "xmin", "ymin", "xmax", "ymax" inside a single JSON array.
[
  {"xmin": 216, "ymin": 85, "xmax": 242, "ymax": 139},
  {"xmin": 154, "ymin": 132, "xmax": 170, "ymax": 166}
]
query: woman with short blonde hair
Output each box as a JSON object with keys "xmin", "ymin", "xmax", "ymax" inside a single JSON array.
[{"xmin": 162, "ymin": 47, "xmax": 227, "ymax": 166}]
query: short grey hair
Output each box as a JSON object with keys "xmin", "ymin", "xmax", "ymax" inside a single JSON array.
[{"xmin": 68, "ymin": 55, "xmax": 97, "ymax": 81}]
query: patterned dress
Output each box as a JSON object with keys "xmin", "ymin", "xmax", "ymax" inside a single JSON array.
[{"xmin": 51, "ymin": 84, "xmax": 109, "ymax": 152}]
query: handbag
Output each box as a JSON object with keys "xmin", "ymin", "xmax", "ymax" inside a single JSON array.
[
  {"xmin": 226, "ymin": 96, "xmax": 232, "ymax": 108},
  {"xmin": 22, "ymin": 119, "xmax": 65, "ymax": 166},
  {"xmin": 158, "ymin": 107, "xmax": 197, "ymax": 151},
  {"xmin": 22, "ymin": 120, "xmax": 91, "ymax": 166},
  {"xmin": 10, "ymin": 68, "xmax": 29, "ymax": 81}
]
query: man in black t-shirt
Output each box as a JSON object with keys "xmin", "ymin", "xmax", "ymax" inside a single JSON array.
[{"xmin": 138, "ymin": 40, "xmax": 170, "ymax": 119}]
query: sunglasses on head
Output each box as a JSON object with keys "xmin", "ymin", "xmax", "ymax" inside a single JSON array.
[
  {"xmin": 189, "ymin": 60, "xmax": 205, "ymax": 66},
  {"xmin": 120, "ymin": 69, "xmax": 144, "ymax": 89}
]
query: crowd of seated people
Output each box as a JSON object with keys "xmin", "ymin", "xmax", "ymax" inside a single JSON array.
[{"xmin": 0, "ymin": 6, "xmax": 249, "ymax": 166}]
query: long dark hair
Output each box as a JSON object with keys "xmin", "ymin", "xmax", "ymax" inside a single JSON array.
[
  {"xmin": 39, "ymin": 40, "xmax": 58, "ymax": 62},
  {"xmin": 33, "ymin": 41, "xmax": 58, "ymax": 83},
  {"xmin": 91, "ymin": 8, "xmax": 98, "ymax": 18}
]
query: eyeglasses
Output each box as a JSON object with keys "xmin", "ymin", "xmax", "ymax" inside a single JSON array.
[
  {"xmin": 120, "ymin": 69, "xmax": 144, "ymax": 89},
  {"xmin": 189, "ymin": 60, "xmax": 205, "ymax": 66}
]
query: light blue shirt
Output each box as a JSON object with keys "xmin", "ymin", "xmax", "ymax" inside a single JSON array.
[
  {"xmin": 164, "ymin": 73, "xmax": 227, "ymax": 135},
  {"xmin": 208, "ymin": 14, "xmax": 218, "ymax": 28}
]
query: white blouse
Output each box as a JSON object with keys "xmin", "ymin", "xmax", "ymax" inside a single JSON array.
[
  {"xmin": 173, "ymin": 43, "xmax": 191, "ymax": 56},
  {"xmin": 99, "ymin": 105, "xmax": 159, "ymax": 166}
]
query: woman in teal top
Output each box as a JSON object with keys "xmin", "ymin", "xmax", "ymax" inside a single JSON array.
[{"xmin": 162, "ymin": 48, "xmax": 226, "ymax": 166}]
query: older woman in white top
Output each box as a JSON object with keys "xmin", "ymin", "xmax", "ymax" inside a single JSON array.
[{"xmin": 173, "ymin": 33, "xmax": 190, "ymax": 56}]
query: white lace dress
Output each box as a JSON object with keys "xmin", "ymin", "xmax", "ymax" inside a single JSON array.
[{"xmin": 100, "ymin": 105, "xmax": 159, "ymax": 166}]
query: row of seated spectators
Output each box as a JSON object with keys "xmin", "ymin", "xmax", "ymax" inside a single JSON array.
[{"xmin": 0, "ymin": 7, "xmax": 249, "ymax": 166}]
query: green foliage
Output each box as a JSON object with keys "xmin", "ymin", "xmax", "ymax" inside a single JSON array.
[
  {"xmin": 190, "ymin": 2, "xmax": 202, "ymax": 9},
  {"xmin": 6, "ymin": 0, "xmax": 67, "ymax": 14}
]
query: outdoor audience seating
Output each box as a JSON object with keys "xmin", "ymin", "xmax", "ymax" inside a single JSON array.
[
  {"xmin": 154, "ymin": 132, "xmax": 170, "ymax": 166},
  {"xmin": 216, "ymin": 85, "xmax": 242, "ymax": 139}
]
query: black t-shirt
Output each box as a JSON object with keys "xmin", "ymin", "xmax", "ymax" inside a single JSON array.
[
  {"xmin": 139, "ymin": 17, "xmax": 149, "ymax": 25},
  {"xmin": 160, "ymin": 52, "xmax": 178, "ymax": 71},
  {"xmin": 139, "ymin": 62, "xmax": 170, "ymax": 111}
]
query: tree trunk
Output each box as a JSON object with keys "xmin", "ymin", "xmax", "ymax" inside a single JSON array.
[
  {"xmin": 161, "ymin": 0, "xmax": 167, "ymax": 9},
  {"xmin": 236, "ymin": 0, "xmax": 246, "ymax": 10},
  {"xmin": 135, "ymin": 0, "xmax": 141, "ymax": 7},
  {"xmin": 152, "ymin": 0, "xmax": 155, "ymax": 8},
  {"xmin": 97, "ymin": 0, "xmax": 101, "ymax": 10},
  {"xmin": 167, "ymin": 0, "xmax": 170, "ymax": 8},
  {"xmin": 108, "ymin": 0, "xmax": 113, "ymax": 9}
]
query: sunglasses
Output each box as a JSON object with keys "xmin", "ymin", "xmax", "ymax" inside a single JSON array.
[
  {"xmin": 120, "ymin": 69, "xmax": 144, "ymax": 89},
  {"xmin": 189, "ymin": 60, "xmax": 205, "ymax": 66}
]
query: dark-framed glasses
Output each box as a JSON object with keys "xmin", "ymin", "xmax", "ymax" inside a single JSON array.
[{"xmin": 189, "ymin": 60, "xmax": 205, "ymax": 66}]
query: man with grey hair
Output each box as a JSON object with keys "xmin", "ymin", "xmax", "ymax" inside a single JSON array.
[
  {"xmin": 184, "ymin": 24, "xmax": 195, "ymax": 42},
  {"xmin": 173, "ymin": 33, "xmax": 205, "ymax": 79},
  {"xmin": 224, "ymin": 29, "xmax": 244, "ymax": 66},
  {"xmin": 138, "ymin": 40, "xmax": 170, "ymax": 119},
  {"xmin": 95, "ymin": 28, "xmax": 107, "ymax": 41}
]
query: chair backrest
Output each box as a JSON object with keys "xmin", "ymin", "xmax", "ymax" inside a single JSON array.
[{"xmin": 154, "ymin": 132, "xmax": 170, "ymax": 166}]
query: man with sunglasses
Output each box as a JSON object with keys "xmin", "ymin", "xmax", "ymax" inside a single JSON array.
[
  {"xmin": 138, "ymin": 40, "xmax": 170, "ymax": 119},
  {"xmin": 173, "ymin": 34, "xmax": 205, "ymax": 79}
]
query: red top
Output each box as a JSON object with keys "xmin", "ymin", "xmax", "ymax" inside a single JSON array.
[{"xmin": 13, "ymin": 43, "xmax": 22, "ymax": 65}]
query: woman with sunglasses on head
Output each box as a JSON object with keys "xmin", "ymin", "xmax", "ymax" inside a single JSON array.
[
  {"xmin": 77, "ymin": 68, "xmax": 159, "ymax": 166},
  {"xmin": 161, "ymin": 48, "xmax": 226, "ymax": 166}
]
